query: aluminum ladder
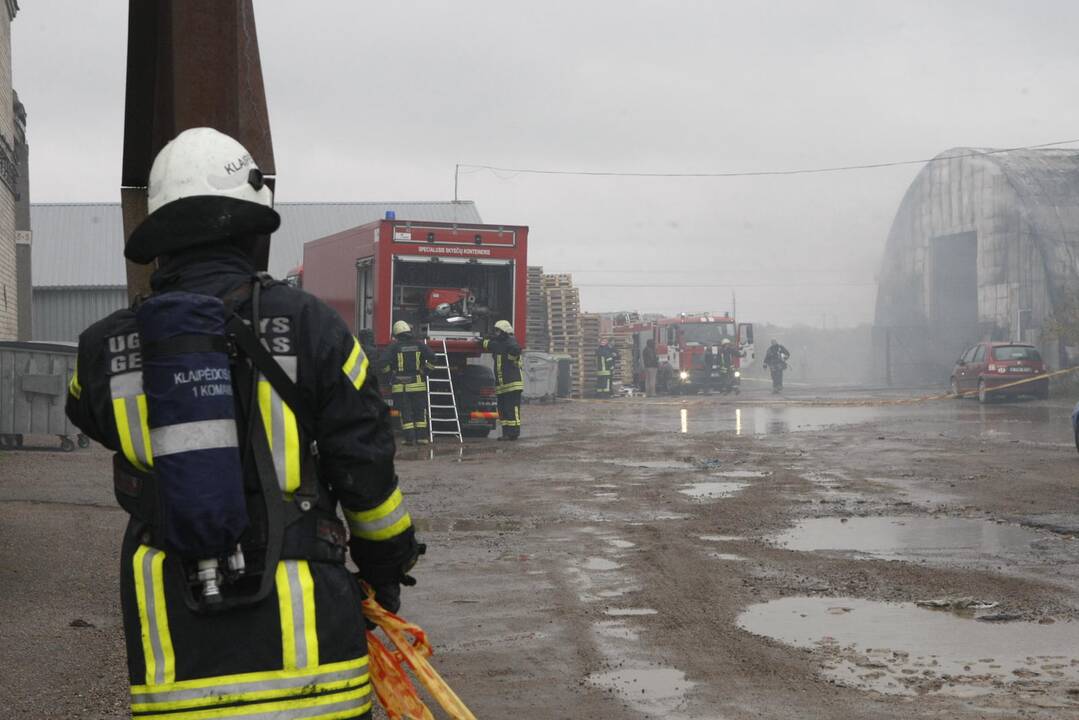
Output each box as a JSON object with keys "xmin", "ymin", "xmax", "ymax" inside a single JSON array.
[{"xmin": 426, "ymin": 338, "xmax": 463, "ymax": 443}]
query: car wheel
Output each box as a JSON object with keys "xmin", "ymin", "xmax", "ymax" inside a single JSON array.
[
  {"xmin": 977, "ymin": 379, "xmax": 989, "ymax": 404},
  {"xmin": 950, "ymin": 377, "xmax": 962, "ymax": 399}
]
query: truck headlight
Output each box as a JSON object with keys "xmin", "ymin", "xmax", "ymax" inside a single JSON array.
[
  {"xmin": 679, "ymin": 371, "xmax": 689, "ymax": 381},
  {"xmin": 734, "ymin": 371, "xmax": 741, "ymax": 378}
]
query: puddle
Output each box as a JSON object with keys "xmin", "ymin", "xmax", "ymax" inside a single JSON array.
[
  {"xmin": 414, "ymin": 518, "xmax": 523, "ymax": 533},
  {"xmin": 588, "ymin": 666, "xmax": 694, "ymax": 717},
  {"xmin": 773, "ymin": 516, "xmax": 1048, "ymax": 562},
  {"xmin": 738, "ymin": 596, "xmax": 1079, "ymax": 696},
  {"xmin": 708, "ymin": 552, "xmax": 747, "ymax": 562},
  {"xmin": 679, "ymin": 481, "xmax": 748, "ymax": 499},
  {"xmin": 605, "ymin": 607, "xmax": 658, "ymax": 616},
  {"xmin": 700, "ymin": 535, "xmax": 745, "ymax": 542},
  {"xmin": 581, "ymin": 557, "xmax": 623, "ymax": 571},
  {"xmin": 715, "ymin": 469, "xmax": 769, "ymax": 478},
  {"xmin": 607, "ymin": 539, "xmax": 636, "ymax": 549}
]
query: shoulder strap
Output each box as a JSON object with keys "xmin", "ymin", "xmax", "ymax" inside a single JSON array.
[{"xmin": 226, "ymin": 314, "xmax": 316, "ymax": 438}]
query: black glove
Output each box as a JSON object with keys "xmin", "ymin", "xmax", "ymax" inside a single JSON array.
[{"xmin": 359, "ymin": 542, "xmax": 426, "ymax": 617}]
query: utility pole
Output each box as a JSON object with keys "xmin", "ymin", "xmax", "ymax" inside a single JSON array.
[{"xmin": 121, "ymin": 1, "xmax": 275, "ymax": 300}]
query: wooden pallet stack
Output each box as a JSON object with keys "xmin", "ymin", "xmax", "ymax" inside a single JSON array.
[
  {"xmin": 525, "ymin": 266, "xmax": 548, "ymax": 352},
  {"xmin": 577, "ymin": 313, "xmax": 602, "ymax": 396},
  {"xmin": 606, "ymin": 328, "xmax": 637, "ymax": 388},
  {"xmin": 542, "ymin": 274, "xmax": 582, "ymax": 395}
]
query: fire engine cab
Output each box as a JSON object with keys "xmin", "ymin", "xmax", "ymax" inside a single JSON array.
[{"xmin": 625, "ymin": 313, "xmax": 754, "ymax": 394}]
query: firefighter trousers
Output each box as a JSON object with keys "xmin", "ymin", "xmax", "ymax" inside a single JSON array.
[
  {"xmin": 394, "ymin": 389, "xmax": 429, "ymax": 442},
  {"xmin": 595, "ymin": 372, "xmax": 612, "ymax": 397},
  {"xmin": 496, "ymin": 390, "xmax": 522, "ymax": 439},
  {"xmin": 118, "ymin": 522, "xmax": 372, "ymax": 720}
]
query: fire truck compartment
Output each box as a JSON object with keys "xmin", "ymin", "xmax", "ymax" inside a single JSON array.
[{"xmin": 391, "ymin": 256, "xmax": 514, "ymax": 337}]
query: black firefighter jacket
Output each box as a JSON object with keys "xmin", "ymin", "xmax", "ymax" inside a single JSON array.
[{"xmin": 66, "ymin": 247, "xmax": 416, "ymax": 578}]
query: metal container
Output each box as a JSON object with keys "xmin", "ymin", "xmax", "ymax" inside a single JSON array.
[
  {"xmin": 0, "ymin": 341, "xmax": 86, "ymax": 451},
  {"xmin": 522, "ymin": 351, "xmax": 560, "ymax": 401}
]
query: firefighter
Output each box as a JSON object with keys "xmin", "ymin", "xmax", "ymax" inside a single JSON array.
[
  {"xmin": 595, "ymin": 338, "xmax": 617, "ymax": 398},
  {"xmin": 65, "ymin": 128, "xmax": 421, "ymax": 720},
  {"xmin": 763, "ymin": 338, "xmax": 791, "ymax": 393},
  {"xmin": 380, "ymin": 320, "xmax": 437, "ymax": 445},
  {"xmin": 482, "ymin": 320, "xmax": 523, "ymax": 440}
]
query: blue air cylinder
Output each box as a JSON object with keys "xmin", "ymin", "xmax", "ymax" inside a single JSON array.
[{"xmin": 136, "ymin": 291, "xmax": 249, "ymax": 559}]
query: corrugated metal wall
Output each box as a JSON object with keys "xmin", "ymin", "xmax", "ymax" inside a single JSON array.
[{"xmin": 32, "ymin": 288, "xmax": 126, "ymax": 341}]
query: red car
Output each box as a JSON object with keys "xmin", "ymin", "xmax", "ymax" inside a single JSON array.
[{"xmin": 950, "ymin": 342, "xmax": 1049, "ymax": 402}]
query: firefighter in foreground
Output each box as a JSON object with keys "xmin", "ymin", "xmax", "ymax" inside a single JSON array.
[
  {"xmin": 66, "ymin": 128, "xmax": 421, "ymax": 720},
  {"xmin": 482, "ymin": 320, "xmax": 523, "ymax": 440},
  {"xmin": 380, "ymin": 321, "xmax": 437, "ymax": 445},
  {"xmin": 595, "ymin": 338, "xmax": 616, "ymax": 398}
]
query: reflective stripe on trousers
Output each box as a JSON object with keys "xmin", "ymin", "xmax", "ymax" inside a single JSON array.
[
  {"xmin": 258, "ymin": 355, "xmax": 301, "ymax": 494},
  {"xmin": 131, "ymin": 556, "xmax": 372, "ymax": 719},
  {"xmin": 111, "ymin": 371, "xmax": 153, "ymax": 471},
  {"xmin": 130, "ymin": 659, "xmax": 371, "ymax": 719}
]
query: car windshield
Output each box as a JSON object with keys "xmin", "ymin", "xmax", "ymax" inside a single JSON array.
[
  {"xmin": 680, "ymin": 323, "xmax": 734, "ymax": 344},
  {"xmin": 992, "ymin": 345, "xmax": 1041, "ymax": 361}
]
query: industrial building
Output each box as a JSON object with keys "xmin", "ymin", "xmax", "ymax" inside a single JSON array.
[
  {"xmin": 0, "ymin": 0, "xmax": 21, "ymax": 340},
  {"xmin": 873, "ymin": 147, "xmax": 1079, "ymax": 384},
  {"xmin": 28, "ymin": 201, "xmax": 481, "ymax": 341}
]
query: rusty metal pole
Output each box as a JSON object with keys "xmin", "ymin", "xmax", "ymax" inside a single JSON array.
[{"xmin": 121, "ymin": 0, "xmax": 276, "ymax": 300}]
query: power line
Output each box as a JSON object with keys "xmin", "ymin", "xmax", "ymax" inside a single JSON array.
[{"xmin": 454, "ymin": 138, "xmax": 1079, "ymax": 193}]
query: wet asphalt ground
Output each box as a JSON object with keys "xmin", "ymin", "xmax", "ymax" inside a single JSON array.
[{"xmin": 3, "ymin": 385, "xmax": 1079, "ymax": 718}]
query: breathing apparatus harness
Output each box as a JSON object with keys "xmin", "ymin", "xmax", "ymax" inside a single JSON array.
[{"xmin": 114, "ymin": 273, "xmax": 347, "ymax": 614}]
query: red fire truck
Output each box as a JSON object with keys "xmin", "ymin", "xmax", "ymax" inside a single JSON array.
[
  {"xmin": 299, "ymin": 218, "xmax": 529, "ymax": 437},
  {"xmin": 624, "ymin": 313, "xmax": 754, "ymax": 394}
]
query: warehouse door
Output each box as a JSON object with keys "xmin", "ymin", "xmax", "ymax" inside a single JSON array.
[{"xmin": 930, "ymin": 231, "xmax": 979, "ymax": 370}]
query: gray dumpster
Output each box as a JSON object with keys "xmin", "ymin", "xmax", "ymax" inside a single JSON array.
[
  {"xmin": 522, "ymin": 351, "xmax": 560, "ymax": 402},
  {"xmin": 0, "ymin": 341, "xmax": 86, "ymax": 451}
]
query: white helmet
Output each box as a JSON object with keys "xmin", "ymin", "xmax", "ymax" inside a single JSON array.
[
  {"xmin": 721, "ymin": 338, "xmax": 731, "ymax": 345},
  {"xmin": 392, "ymin": 320, "xmax": 412, "ymax": 336},
  {"xmin": 494, "ymin": 320, "xmax": 513, "ymax": 334},
  {"xmin": 126, "ymin": 127, "xmax": 280, "ymax": 263}
]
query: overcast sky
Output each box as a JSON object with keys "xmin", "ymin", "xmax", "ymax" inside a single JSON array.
[{"xmin": 14, "ymin": 1, "xmax": 1079, "ymax": 327}]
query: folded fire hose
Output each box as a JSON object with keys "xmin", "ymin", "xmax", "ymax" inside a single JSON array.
[{"xmin": 362, "ymin": 583, "xmax": 477, "ymax": 720}]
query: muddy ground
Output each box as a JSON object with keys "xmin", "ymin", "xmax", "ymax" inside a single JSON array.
[{"xmin": 4, "ymin": 386, "xmax": 1079, "ymax": 719}]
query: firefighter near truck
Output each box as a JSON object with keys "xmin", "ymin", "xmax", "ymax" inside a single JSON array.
[
  {"xmin": 299, "ymin": 218, "xmax": 529, "ymax": 438},
  {"xmin": 626, "ymin": 314, "xmax": 754, "ymax": 395}
]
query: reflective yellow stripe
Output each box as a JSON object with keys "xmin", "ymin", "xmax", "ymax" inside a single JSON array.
[
  {"xmin": 68, "ymin": 362, "xmax": 82, "ymax": 399},
  {"xmin": 282, "ymin": 402, "xmax": 300, "ymax": 493},
  {"xmin": 131, "ymin": 657, "xmax": 368, "ymax": 695},
  {"xmin": 361, "ymin": 513, "xmax": 413, "ymax": 541},
  {"xmin": 133, "ymin": 546, "xmax": 156, "ymax": 684},
  {"xmin": 275, "ymin": 563, "xmax": 298, "ymax": 670},
  {"xmin": 348, "ymin": 488, "xmax": 402, "ymax": 524},
  {"xmin": 152, "ymin": 551, "xmax": 175, "ymax": 684},
  {"xmin": 344, "ymin": 488, "xmax": 413, "ymax": 541},
  {"xmin": 298, "ymin": 562, "xmax": 319, "ymax": 669},
  {"xmin": 137, "ymin": 394, "xmax": 154, "ymax": 467},
  {"xmin": 130, "ymin": 676, "xmax": 367, "ymax": 713},
  {"xmin": 114, "ymin": 398, "xmax": 140, "ymax": 469},
  {"xmin": 114, "ymin": 396, "xmax": 152, "ymax": 471},
  {"xmin": 342, "ymin": 338, "xmax": 369, "ymax": 390},
  {"xmin": 259, "ymin": 377, "xmax": 300, "ymax": 495},
  {"xmin": 134, "ymin": 546, "xmax": 174, "ymax": 686},
  {"xmin": 133, "ymin": 685, "xmax": 371, "ymax": 720}
]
